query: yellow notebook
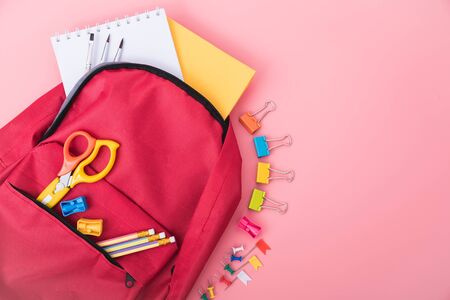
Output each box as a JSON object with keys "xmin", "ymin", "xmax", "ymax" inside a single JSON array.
[{"xmin": 168, "ymin": 18, "xmax": 255, "ymax": 119}]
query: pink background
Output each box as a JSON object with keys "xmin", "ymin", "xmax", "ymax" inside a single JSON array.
[{"xmin": 2, "ymin": 0, "xmax": 450, "ymax": 299}]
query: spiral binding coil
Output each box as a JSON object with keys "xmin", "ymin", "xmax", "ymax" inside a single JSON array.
[{"xmin": 54, "ymin": 7, "xmax": 163, "ymax": 42}]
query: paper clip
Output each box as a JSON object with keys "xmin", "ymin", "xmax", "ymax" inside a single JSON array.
[
  {"xmin": 60, "ymin": 196, "xmax": 88, "ymax": 217},
  {"xmin": 238, "ymin": 216, "xmax": 261, "ymax": 238},
  {"xmin": 248, "ymin": 188, "xmax": 288, "ymax": 214},
  {"xmin": 232, "ymin": 244, "xmax": 245, "ymax": 255},
  {"xmin": 77, "ymin": 218, "xmax": 103, "ymax": 237},
  {"xmin": 253, "ymin": 135, "xmax": 292, "ymax": 158},
  {"xmin": 256, "ymin": 162, "xmax": 295, "ymax": 184},
  {"xmin": 239, "ymin": 101, "xmax": 276, "ymax": 134}
]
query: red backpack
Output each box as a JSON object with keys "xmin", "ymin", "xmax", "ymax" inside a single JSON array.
[{"xmin": 0, "ymin": 63, "xmax": 242, "ymax": 299}]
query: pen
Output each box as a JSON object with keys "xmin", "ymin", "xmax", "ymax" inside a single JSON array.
[
  {"xmin": 103, "ymin": 232, "xmax": 166, "ymax": 253},
  {"xmin": 97, "ymin": 228, "xmax": 155, "ymax": 247},
  {"xmin": 113, "ymin": 38, "xmax": 124, "ymax": 62},
  {"xmin": 109, "ymin": 236, "xmax": 176, "ymax": 258},
  {"xmin": 99, "ymin": 34, "xmax": 110, "ymax": 63},
  {"xmin": 85, "ymin": 33, "xmax": 95, "ymax": 71}
]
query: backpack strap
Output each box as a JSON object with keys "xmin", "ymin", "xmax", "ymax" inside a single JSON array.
[{"xmin": 0, "ymin": 84, "xmax": 65, "ymax": 174}]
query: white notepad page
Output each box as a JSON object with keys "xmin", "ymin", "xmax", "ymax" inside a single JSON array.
[{"xmin": 51, "ymin": 8, "xmax": 183, "ymax": 95}]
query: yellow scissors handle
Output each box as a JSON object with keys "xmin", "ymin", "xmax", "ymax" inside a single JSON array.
[
  {"xmin": 70, "ymin": 139, "xmax": 120, "ymax": 187},
  {"xmin": 37, "ymin": 178, "xmax": 70, "ymax": 208}
]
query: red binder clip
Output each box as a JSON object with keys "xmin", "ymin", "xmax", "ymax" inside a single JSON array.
[
  {"xmin": 239, "ymin": 101, "xmax": 276, "ymax": 134},
  {"xmin": 238, "ymin": 216, "xmax": 261, "ymax": 238}
]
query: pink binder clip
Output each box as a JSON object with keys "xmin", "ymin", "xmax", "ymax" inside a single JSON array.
[{"xmin": 238, "ymin": 216, "xmax": 261, "ymax": 238}]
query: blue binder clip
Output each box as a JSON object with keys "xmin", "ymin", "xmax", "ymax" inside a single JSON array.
[
  {"xmin": 60, "ymin": 196, "xmax": 88, "ymax": 217},
  {"xmin": 253, "ymin": 135, "xmax": 292, "ymax": 158}
]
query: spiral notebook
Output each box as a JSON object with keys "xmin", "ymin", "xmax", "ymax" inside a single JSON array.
[{"xmin": 51, "ymin": 8, "xmax": 183, "ymax": 95}]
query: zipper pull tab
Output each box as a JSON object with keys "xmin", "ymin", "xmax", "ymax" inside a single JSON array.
[{"xmin": 125, "ymin": 273, "xmax": 136, "ymax": 288}]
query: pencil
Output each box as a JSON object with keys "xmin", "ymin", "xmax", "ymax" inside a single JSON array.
[
  {"xmin": 99, "ymin": 34, "xmax": 110, "ymax": 63},
  {"xmin": 103, "ymin": 232, "xmax": 166, "ymax": 253},
  {"xmin": 85, "ymin": 33, "xmax": 95, "ymax": 71},
  {"xmin": 109, "ymin": 236, "xmax": 176, "ymax": 258},
  {"xmin": 97, "ymin": 228, "xmax": 155, "ymax": 247},
  {"xmin": 113, "ymin": 38, "xmax": 123, "ymax": 62}
]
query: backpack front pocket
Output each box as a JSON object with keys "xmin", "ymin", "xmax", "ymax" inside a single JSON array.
[{"xmin": 0, "ymin": 142, "xmax": 177, "ymax": 299}]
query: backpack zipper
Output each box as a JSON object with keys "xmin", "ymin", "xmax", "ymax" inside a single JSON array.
[
  {"xmin": 39, "ymin": 62, "xmax": 229, "ymax": 142},
  {"xmin": 9, "ymin": 183, "xmax": 136, "ymax": 289}
]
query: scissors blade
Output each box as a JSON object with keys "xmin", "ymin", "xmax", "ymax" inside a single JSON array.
[{"xmin": 54, "ymin": 172, "xmax": 72, "ymax": 193}]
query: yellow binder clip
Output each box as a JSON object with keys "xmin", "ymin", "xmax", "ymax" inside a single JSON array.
[
  {"xmin": 239, "ymin": 101, "xmax": 276, "ymax": 134},
  {"xmin": 77, "ymin": 218, "xmax": 103, "ymax": 237},
  {"xmin": 248, "ymin": 188, "xmax": 288, "ymax": 214},
  {"xmin": 256, "ymin": 162, "xmax": 295, "ymax": 184}
]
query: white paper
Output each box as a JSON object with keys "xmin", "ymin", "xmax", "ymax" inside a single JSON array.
[{"xmin": 51, "ymin": 8, "xmax": 183, "ymax": 95}]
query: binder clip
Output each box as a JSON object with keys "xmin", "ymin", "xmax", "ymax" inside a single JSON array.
[
  {"xmin": 253, "ymin": 135, "xmax": 292, "ymax": 158},
  {"xmin": 239, "ymin": 101, "xmax": 276, "ymax": 134},
  {"xmin": 238, "ymin": 216, "xmax": 261, "ymax": 238},
  {"xmin": 60, "ymin": 196, "xmax": 88, "ymax": 217},
  {"xmin": 232, "ymin": 244, "xmax": 244, "ymax": 255},
  {"xmin": 77, "ymin": 218, "xmax": 103, "ymax": 237},
  {"xmin": 248, "ymin": 188, "xmax": 288, "ymax": 214},
  {"xmin": 256, "ymin": 162, "xmax": 295, "ymax": 184}
]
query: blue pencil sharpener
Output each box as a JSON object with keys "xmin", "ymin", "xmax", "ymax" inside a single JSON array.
[{"xmin": 60, "ymin": 196, "xmax": 88, "ymax": 217}]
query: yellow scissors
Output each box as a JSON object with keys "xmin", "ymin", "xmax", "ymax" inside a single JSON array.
[{"xmin": 37, "ymin": 131, "xmax": 120, "ymax": 208}]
